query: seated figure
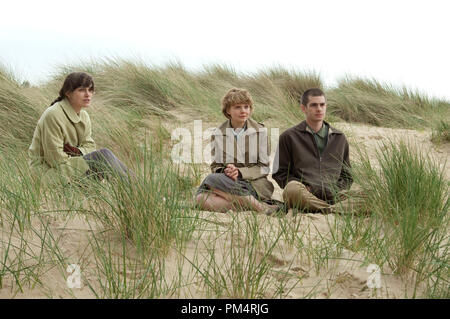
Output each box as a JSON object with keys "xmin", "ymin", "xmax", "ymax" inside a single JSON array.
[
  {"xmin": 272, "ymin": 88, "xmax": 364, "ymax": 213},
  {"xmin": 28, "ymin": 72, "xmax": 134, "ymax": 186},
  {"xmin": 195, "ymin": 88, "xmax": 278, "ymax": 214}
]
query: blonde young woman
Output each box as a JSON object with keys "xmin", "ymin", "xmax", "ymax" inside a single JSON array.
[
  {"xmin": 195, "ymin": 88, "xmax": 279, "ymax": 214},
  {"xmin": 29, "ymin": 72, "xmax": 133, "ymax": 185}
]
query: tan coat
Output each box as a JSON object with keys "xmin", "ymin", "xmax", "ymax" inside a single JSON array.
[
  {"xmin": 28, "ymin": 99, "xmax": 96, "ymax": 186},
  {"xmin": 210, "ymin": 118, "xmax": 274, "ymax": 201}
]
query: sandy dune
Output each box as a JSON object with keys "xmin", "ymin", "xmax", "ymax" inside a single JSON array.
[{"xmin": 0, "ymin": 122, "xmax": 447, "ymax": 298}]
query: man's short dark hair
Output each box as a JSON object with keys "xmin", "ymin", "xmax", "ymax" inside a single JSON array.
[{"xmin": 300, "ymin": 88, "xmax": 326, "ymax": 106}]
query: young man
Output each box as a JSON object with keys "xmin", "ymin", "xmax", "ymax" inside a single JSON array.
[{"xmin": 272, "ymin": 88, "xmax": 355, "ymax": 213}]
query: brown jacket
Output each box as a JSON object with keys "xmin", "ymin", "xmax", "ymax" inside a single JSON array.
[
  {"xmin": 272, "ymin": 120, "xmax": 353, "ymax": 203},
  {"xmin": 210, "ymin": 118, "xmax": 274, "ymax": 201}
]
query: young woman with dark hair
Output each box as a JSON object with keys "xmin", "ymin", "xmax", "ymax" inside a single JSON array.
[{"xmin": 29, "ymin": 72, "xmax": 133, "ymax": 185}]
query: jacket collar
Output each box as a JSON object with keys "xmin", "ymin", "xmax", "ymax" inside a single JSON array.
[
  {"xmin": 59, "ymin": 99, "xmax": 82, "ymax": 124},
  {"xmin": 298, "ymin": 120, "xmax": 342, "ymax": 136},
  {"xmin": 218, "ymin": 117, "xmax": 263, "ymax": 136}
]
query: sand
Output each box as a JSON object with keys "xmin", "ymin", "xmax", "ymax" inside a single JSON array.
[{"xmin": 0, "ymin": 121, "xmax": 448, "ymax": 299}]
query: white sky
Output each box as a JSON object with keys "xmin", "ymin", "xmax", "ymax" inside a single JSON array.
[{"xmin": 1, "ymin": 0, "xmax": 449, "ymax": 100}]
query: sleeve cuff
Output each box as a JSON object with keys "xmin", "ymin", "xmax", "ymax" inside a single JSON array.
[
  {"xmin": 78, "ymin": 147, "xmax": 86, "ymax": 156},
  {"xmin": 214, "ymin": 167, "xmax": 225, "ymax": 173}
]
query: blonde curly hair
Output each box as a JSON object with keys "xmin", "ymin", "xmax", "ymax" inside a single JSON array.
[{"xmin": 221, "ymin": 88, "xmax": 254, "ymax": 119}]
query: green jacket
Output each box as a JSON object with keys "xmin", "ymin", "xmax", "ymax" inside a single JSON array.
[
  {"xmin": 272, "ymin": 120, "xmax": 353, "ymax": 203},
  {"xmin": 210, "ymin": 118, "xmax": 274, "ymax": 201},
  {"xmin": 28, "ymin": 99, "xmax": 96, "ymax": 185}
]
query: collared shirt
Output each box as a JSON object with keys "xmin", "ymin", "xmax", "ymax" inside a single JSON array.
[
  {"xmin": 231, "ymin": 121, "xmax": 247, "ymax": 140},
  {"xmin": 210, "ymin": 117, "xmax": 274, "ymax": 201},
  {"xmin": 307, "ymin": 123, "xmax": 329, "ymax": 156}
]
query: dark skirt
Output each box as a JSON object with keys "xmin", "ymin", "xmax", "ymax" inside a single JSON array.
[{"xmin": 196, "ymin": 173, "xmax": 259, "ymax": 199}]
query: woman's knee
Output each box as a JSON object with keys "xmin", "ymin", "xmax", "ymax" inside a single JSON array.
[
  {"xmin": 195, "ymin": 193, "xmax": 205, "ymax": 204},
  {"xmin": 195, "ymin": 193, "xmax": 209, "ymax": 208},
  {"xmin": 99, "ymin": 148, "xmax": 114, "ymax": 159},
  {"xmin": 203, "ymin": 173, "xmax": 223, "ymax": 188}
]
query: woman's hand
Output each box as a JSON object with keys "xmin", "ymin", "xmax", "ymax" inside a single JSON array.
[
  {"xmin": 63, "ymin": 143, "xmax": 82, "ymax": 157},
  {"xmin": 224, "ymin": 164, "xmax": 239, "ymax": 181}
]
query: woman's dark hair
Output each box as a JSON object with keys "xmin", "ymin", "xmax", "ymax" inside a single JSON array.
[{"xmin": 50, "ymin": 72, "xmax": 95, "ymax": 106}]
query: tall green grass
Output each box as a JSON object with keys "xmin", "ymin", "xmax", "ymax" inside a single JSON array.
[
  {"xmin": 86, "ymin": 144, "xmax": 199, "ymax": 255},
  {"xmin": 5, "ymin": 59, "xmax": 449, "ymax": 149},
  {"xmin": 0, "ymin": 60, "xmax": 449, "ymax": 298},
  {"xmin": 86, "ymin": 231, "xmax": 181, "ymax": 298},
  {"xmin": 0, "ymin": 152, "xmax": 69, "ymax": 294},
  {"xmin": 0, "ymin": 68, "xmax": 41, "ymax": 148},
  {"xmin": 184, "ymin": 213, "xmax": 299, "ymax": 298},
  {"xmin": 327, "ymin": 77, "xmax": 450, "ymax": 128},
  {"xmin": 331, "ymin": 140, "xmax": 449, "ymax": 297},
  {"xmin": 49, "ymin": 59, "xmax": 323, "ymax": 127},
  {"xmin": 0, "ymin": 140, "xmax": 201, "ymax": 297},
  {"xmin": 431, "ymin": 120, "xmax": 450, "ymax": 144}
]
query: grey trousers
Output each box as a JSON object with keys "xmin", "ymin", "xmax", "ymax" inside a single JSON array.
[{"xmin": 83, "ymin": 148, "xmax": 134, "ymax": 181}]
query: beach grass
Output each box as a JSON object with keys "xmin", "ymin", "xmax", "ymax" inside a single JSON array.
[
  {"xmin": 0, "ymin": 59, "xmax": 448, "ymax": 298},
  {"xmin": 330, "ymin": 140, "xmax": 449, "ymax": 297},
  {"xmin": 431, "ymin": 120, "xmax": 450, "ymax": 145}
]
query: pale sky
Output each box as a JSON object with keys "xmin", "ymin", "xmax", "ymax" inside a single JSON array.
[{"xmin": 1, "ymin": 0, "xmax": 449, "ymax": 100}]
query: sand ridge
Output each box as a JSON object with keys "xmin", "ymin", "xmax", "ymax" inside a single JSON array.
[{"xmin": 0, "ymin": 121, "xmax": 448, "ymax": 298}]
